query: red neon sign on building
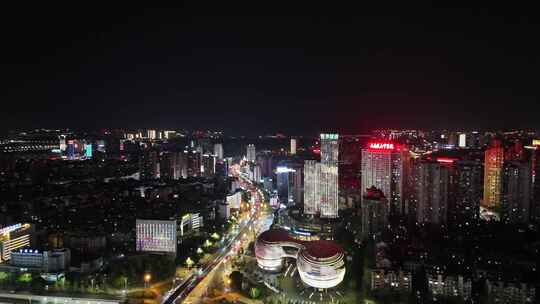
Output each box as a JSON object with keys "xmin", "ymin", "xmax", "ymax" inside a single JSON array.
[
  {"xmin": 436, "ymin": 157, "xmax": 458, "ymax": 164},
  {"xmin": 368, "ymin": 142, "xmax": 395, "ymax": 150}
]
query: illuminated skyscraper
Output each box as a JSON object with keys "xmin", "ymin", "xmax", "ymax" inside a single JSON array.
[
  {"xmin": 483, "ymin": 139, "xmax": 504, "ymax": 210},
  {"xmin": 290, "ymin": 138, "xmax": 297, "ymax": 155},
  {"xmin": 304, "ymin": 160, "xmax": 321, "ymax": 215},
  {"xmin": 320, "ymin": 133, "xmax": 339, "ymax": 218},
  {"xmin": 361, "ymin": 142, "xmax": 407, "ymax": 215},
  {"xmin": 458, "ymin": 133, "xmax": 467, "ymax": 148},
  {"xmin": 214, "ymin": 143, "xmax": 224, "ymax": 160},
  {"xmin": 276, "ymin": 164, "xmax": 302, "ymax": 206},
  {"xmin": 201, "ymin": 154, "xmax": 216, "ymax": 177},
  {"xmin": 254, "ymin": 164, "xmax": 262, "ymax": 183},
  {"xmin": 147, "ymin": 129, "xmax": 157, "ymax": 140},
  {"xmin": 247, "ymin": 144, "xmax": 256, "ymax": 163}
]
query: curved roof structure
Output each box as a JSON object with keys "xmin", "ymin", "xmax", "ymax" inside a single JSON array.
[{"xmin": 255, "ymin": 229, "xmax": 345, "ymax": 289}]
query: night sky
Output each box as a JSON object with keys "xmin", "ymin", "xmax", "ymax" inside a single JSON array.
[{"xmin": 1, "ymin": 3, "xmax": 539, "ymax": 135}]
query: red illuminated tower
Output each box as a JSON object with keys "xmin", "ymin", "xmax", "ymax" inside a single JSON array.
[{"xmin": 483, "ymin": 139, "xmax": 504, "ymax": 210}]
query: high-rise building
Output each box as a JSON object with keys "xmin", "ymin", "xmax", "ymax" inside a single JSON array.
[
  {"xmin": 66, "ymin": 140, "xmax": 76, "ymax": 159},
  {"xmin": 502, "ymin": 161, "xmax": 531, "ymax": 224},
  {"xmin": 291, "ymin": 162, "xmax": 304, "ymax": 207},
  {"xmin": 185, "ymin": 149, "xmax": 202, "ymax": 177},
  {"xmin": 136, "ymin": 219, "xmax": 177, "ymax": 254},
  {"xmin": 361, "ymin": 142, "xmax": 407, "ymax": 215},
  {"xmin": 527, "ymin": 145, "xmax": 540, "ymax": 222},
  {"xmin": 320, "ymin": 133, "xmax": 339, "ymax": 218},
  {"xmin": 361, "ymin": 187, "xmax": 388, "ymax": 240},
  {"xmin": 339, "ymin": 135, "xmax": 364, "ymax": 190},
  {"xmin": 201, "ymin": 154, "xmax": 216, "ymax": 177},
  {"xmin": 163, "ymin": 130, "xmax": 176, "ymax": 139},
  {"xmin": 139, "ymin": 149, "xmax": 160, "ymax": 180},
  {"xmin": 458, "ymin": 133, "xmax": 467, "ymax": 148},
  {"xmin": 160, "ymin": 151, "xmax": 178, "ymax": 180},
  {"xmin": 483, "ymin": 139, "xmax": 504, "ymax": 210},
  {"xmin": 415, "ymin": 161, "xmax": 452, "ymax": 225},
  {"xmin": 147, "ymin": 129, "xmax": 157, "ymax": 140},
  {"xmin": 247, "ymin": 144, "xmax": 256, "ymax": 162},
  {"xmin": 214, "ymin": 143, "xmax": 224, "ymax": 160},
  {"xmin": 276, "ymin": 165, "xmax": 296, "ymax": 206},
  {"xmin": 506, "ymin": 140, "xmax": 525, "ymax": 161},
  {"xmin": 84, "ymin": 143, "xmax": 93, "ymax": 158},
  {"xmin": 257, "ymin": 152, "xmax": 273, "ymax": 178},
  {"xmin": 59, "ymin": 135, "xmax": 67, "ymax": 151},
  {"xmin": 290, "ymin": 138, "xmax": 297, "ymax": 155},
  {"xmin": 451, "ymin": 161, "xmax": 483, "ymax": 227},
  {"xmin": 253, "ymin": 164, "xmax": 262, "ymax": 183},
  {"xmin": 304, "ymin": 160, "xmax": 321, "ymax": 215}
]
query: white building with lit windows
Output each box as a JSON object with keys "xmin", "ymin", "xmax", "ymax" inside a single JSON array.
[
  {"xmin": 247, "ymin": 144, "xmax": 256, "ymax": 163},
  {"xmin": 361, "ymin": 142, "xmax": 408, "ymax": 215},
  {"xmin": 136, "ymin": 219, "xmax": 177, "ymax": 254},
  {"xmin": 255, "ymin": 229, "xmax": 345, "ymax": 289},
  {"xmin": 319, "ymin": 133, "xmax": 339, "ymax": 218}
]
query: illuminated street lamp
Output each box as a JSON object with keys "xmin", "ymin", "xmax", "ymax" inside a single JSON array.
[{"xmin": 144, "ymin": 273, "xmax": 151, "ymax": 288}]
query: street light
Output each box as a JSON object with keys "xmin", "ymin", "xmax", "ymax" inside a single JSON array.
[{"xmin": 144, "ymin": 274, "xmax": 151, "ymax": 288}]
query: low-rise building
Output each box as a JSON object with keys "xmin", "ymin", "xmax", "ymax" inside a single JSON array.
[
  {"xmin": 10, "ymin": 248, "xmax": 71, "ymax": 272},
  {"xmin": 370, "ymin": 269, "xmax": 412, "ymax": 292}
]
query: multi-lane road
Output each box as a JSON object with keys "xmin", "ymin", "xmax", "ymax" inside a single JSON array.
[{"xmin": 162, "ymin": 172, "xmax": 264, "ymax": 304}]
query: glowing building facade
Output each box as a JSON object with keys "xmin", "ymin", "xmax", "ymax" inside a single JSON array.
[
  {"xmin": 255, "ymin": 229, "xmax": 345, "ymax": 289},
  {"xmin": 361, "ymin": 142, "xmax": 407, "ymax": 215},
  {"xmin": 136, "ymin": 219, "xmax": 177, "ymax": 254},
  {"xmin": 304, "ymin": 160, "xmax": 321, "ymax": 215},
  {"xmin": 247, "ymin": 144, "xmax": 256, "ymax": 163},
  {"xmin": 290, "ymin": 138, "xmax": 297, "ymax": 155},
  {"xmin": 0, "ymin": 223, "xmax": 33, "ymax": 263},
  {"xmin": 320, "ymin": 133, "xmax": 339, "ymax": 218},
  {"xmin": 483, "ymin": 139, "xmax": 504, "ymax": 210},
  {"xmin": 214, "ymin": 143, "xmax": 224, "ymax": 160}
]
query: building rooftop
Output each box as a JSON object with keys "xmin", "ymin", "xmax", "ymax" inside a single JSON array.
[
  {"xmin": 303, "ymin": 240, "xmax": 343, "ymax": 259},
  {"xmin": 363, "ymin": 186, "xmax": 386, "ymax": 200},
  {"xmin": 258, "ymin": 228, "xmax": 343, "ymax": 259}
]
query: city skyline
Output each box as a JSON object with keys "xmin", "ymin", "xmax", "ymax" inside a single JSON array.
[{"xmin": 0, "ymin": 3, "xmax": 539, "ymax": 304}]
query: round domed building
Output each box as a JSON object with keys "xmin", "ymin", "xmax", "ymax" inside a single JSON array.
[{"xmin": 254, "ymin": 229, "xmax": 345, "ymax": 289}]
